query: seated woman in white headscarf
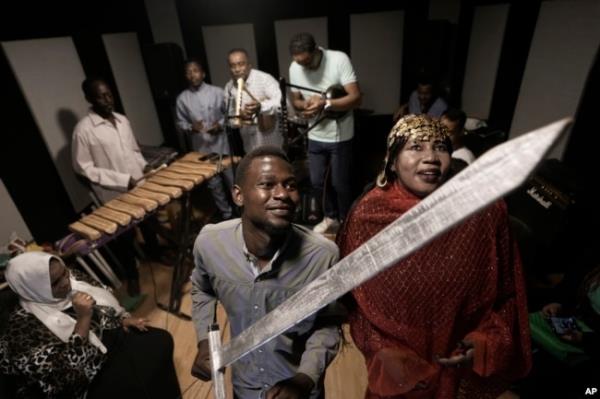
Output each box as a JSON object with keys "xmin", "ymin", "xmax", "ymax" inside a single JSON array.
[{"xmin": 0, "ymin": 252, "xmax": 180, "ymax": 399}]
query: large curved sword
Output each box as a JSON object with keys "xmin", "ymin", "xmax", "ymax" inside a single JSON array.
[{"xmin": 209, "ymin": 118, "xmax": 572, "ymax": 398}]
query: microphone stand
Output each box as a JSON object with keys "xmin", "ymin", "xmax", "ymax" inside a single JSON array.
[{"xmin": 279, "ymin": 78, "xmax": 330, "ymax": 138}]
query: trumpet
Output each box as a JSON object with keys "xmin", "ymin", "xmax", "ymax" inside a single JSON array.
[
  {"xmin": 230, "ymin": 78, "xmax": 245, "ymax": 128},
  {"xmin": 229, "ymin": 78, "xmax": 275, "ymax": 132}
]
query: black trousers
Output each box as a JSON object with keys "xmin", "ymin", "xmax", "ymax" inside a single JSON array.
[
  {"xmin": 87, "ymin": 327, "xmax": 180, "ymax": 399},
  {"xmin": 307, "ymin": 138, "xmax": 354, "ymax": 221}
]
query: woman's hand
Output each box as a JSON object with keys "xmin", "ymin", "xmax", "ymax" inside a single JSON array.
[
  {"xmin": 437, "ymin": 340, "xmax": 474, "ymax": 369},
  {"xmin": 191, "ymin": 339, "xmax": 212, "ymax": 381},
  {"xmin": 72, "ymin": 292, "xmax": 94, "ymax": 338},
  {"xmin": 122, "ymin": 317, "xmax": 149, "ymax": 332},
  {"xmin": 72, "ymin": 291, "xmax": 94, "ymax": 318}
]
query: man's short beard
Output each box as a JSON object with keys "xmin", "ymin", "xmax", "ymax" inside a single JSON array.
[{"xmin": 262, "ymin": 222, "xmax": 292, "ymax": 236}]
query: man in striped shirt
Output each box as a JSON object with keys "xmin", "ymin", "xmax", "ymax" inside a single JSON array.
[{"xmin": 224, "ymin": 49, "xmax": 283, "ymax": 153}]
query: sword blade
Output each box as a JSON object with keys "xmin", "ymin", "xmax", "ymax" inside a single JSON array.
[{"xmin": 217, "ymin": 118, "xmax": 571, "ymax": 369}]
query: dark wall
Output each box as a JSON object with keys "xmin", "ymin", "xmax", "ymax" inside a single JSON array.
[
  {"xmin": 0, "ymin": 1, "xmax": 154, "ymax": 243},
  {"xmin": 563, "ymin": 45, "xmax": 600, "ymax": 260},
  {"xmin": 175, "ymin": 0, "xmax": 408, "ymax": 87},
  {"xmin": 487, "ymin": 1, "xmax": 541, "ymax": 133},
  {"xmin": 1, "ymin": 0, "xmax": 595, "ymax": 246}
]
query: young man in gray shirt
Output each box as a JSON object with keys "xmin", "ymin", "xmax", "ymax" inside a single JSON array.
[{"xmin": 191, "ymin": 146, "xmax": 341, "ymax": 399}]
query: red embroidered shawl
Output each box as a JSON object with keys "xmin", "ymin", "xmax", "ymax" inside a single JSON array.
[{"xmin": 336, "ymin": 182, "xmax": 531, "ymax": 398}]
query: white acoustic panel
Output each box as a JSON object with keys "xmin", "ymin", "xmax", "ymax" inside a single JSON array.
[
  {"xmin": 202, "ymin": 23, "xmax": 258, "ymax": 88},
  {"xmin": 462, "ymin": 4, "xmax": 509, "ymax": 120},
  {"xmin": 511, "ymin": 0, "xmax": 600, "ymax": 159},
  {"xmin": 144, "ymin": 0, "xmax": 186, "ymax": 55},
  {"xmin": 0, "ymin": 179, "xmax": 32, "ymax": 243},
  {"xmin": 274, "ymin": 17, "xmax": 328, "ymax": 81},
  {"xmin": 102, "ymin": 32, "xmax": 163, "ymax": 146},
  {"xmin": 429, "ymin": 0, "xmax": 461, "ymax": 23},
  {"xmin": 2, "ymin": 37, "xmax": 91, "ymax": 212},
  {"xmin": 351, "ymin": 11, "xmax": 404, "ymax": 115}
]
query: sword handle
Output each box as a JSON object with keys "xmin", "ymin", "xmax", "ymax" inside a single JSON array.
[{"xmin": 209, "ymin": 324, "xmax": 226, "ymax": 399}]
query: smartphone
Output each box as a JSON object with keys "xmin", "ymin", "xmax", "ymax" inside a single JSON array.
[{"xmin": 549, "ymin": 316, "xmax": 579, "ymax": 335}]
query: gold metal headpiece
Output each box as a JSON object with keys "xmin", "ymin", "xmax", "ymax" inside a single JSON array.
[
  {"xmin": 386, "ymin": 114, "xmax": 450, "ymax": 148},
  {"xmin": 377, "ymin": 114, "xmax": 450, "ymax": 187}
]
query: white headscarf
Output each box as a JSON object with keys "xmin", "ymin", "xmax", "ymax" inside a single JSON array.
[{"xmin": 5, "ymin": 252, "xmax": 125, "ymax": 353}]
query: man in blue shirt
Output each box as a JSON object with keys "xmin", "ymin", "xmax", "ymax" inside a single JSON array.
[
  {"xmin": 393, "ymin": 75, "xmax": 448, "ymax": 122},
  {"xmin": 176, "ymin": 59, "xmax": 233, "ymax": 220}
]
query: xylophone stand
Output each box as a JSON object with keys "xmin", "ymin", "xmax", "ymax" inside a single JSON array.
[
  {"xmin": 75, "ymin": 256, "xmax": 104, "ymax": 285},
  {"xmin": 157, "ymin": 190, "xmax": 193, "ymax": 320},
  {"xmin": 88, "ymin": 250, "xmax": 122, "ymax": 287}
]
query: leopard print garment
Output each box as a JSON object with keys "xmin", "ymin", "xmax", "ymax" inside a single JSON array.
[{"xmin": 0, "ymin": 271, "xmax": 124, "ymax": 398}]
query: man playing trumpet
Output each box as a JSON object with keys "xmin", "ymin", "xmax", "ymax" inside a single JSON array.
[{"xmin": 224, "ymin": 48, "xmax": 282, "ymax": 153}]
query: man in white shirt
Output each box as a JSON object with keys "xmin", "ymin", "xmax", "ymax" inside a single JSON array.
[
  {"xmin": 224, "ymin": 49, "xmax": 282, "ymax": 153},
  {"xmin": 72, "ymin": 78, "xmax": 151, "ymax": 203},
  {"xmin": 288, "ymin": 32, "xmax": 362, "ymax": 234},
  {"xmin": 72, "ymin": 78, "xmax": 151, "ymax": 296}
]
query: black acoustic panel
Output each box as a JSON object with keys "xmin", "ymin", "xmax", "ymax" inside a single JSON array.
[
  {"xmin": 73, "ymin": 33, "xmax": 125, "ymax": 114},
  {"xmin": 463, "ymin": 127, "xmax": 507, "ymax": 158},
  {"xmin": 413, "ymin": 20, "xmax": 455, "ymax": 85},
  {"xmin": 143, "ymin": 42, "xmax": 186, "ymax": 101}
]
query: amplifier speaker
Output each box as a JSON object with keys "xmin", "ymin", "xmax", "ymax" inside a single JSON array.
[{"xmin": 506, "ymin": 159, "xmax": 577, "ymax": 272}]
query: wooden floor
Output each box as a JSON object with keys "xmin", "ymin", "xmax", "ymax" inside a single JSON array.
[
  {"xmin": 125, "ymin": 260, "xmax": 519, "ymax": 399},
  {"xmin": 126, "ymin": 259, "xmax": 369, "ymax": 399}
]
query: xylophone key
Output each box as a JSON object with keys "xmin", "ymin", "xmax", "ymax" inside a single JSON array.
[
  {"xmin": 92, "ymin": 207, "xmax": 132, "ymax": 226},
  {"xmin": 140, "ymin": 182, "xmax": 182, "ymax": 199},
  {"xmin": 69, "ymin": 221, "xmax": 102, "ymax": 241},
  {"xmin": 130, "ymin": 187, "xmax": 170, "ymax": 205},
  {"xmin": 155, "ymin": 170, "xmax": 203, "ymax": 185},
  {"xmin": 81, "ymin": 214, "xmax": 118, "ymax": 235},
  {"xmin": 119, "ymin": 193, "xmax": 158, "ymax": 212},
  {"xmin": 148, "ymin": 175, "xmax": 194, "ymax": 191},
  {"xmin": 105, "ymin": 199, "xmax": 146, "ymax": 219}
]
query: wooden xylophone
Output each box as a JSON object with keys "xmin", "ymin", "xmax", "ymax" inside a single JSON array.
[{"xmin": 68, "ymin": 153, "xmax": 240, "ymax": 241}]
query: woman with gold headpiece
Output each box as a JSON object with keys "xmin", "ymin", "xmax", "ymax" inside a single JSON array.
[{"xmin": 336, "ymin": 115, "xmax": 531, "ymax": 398}]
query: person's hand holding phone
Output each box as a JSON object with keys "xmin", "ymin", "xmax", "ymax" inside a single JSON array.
[{"xmin": 549, "ymin": 316, "xmax": 583, "ymax": 343}]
